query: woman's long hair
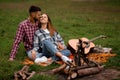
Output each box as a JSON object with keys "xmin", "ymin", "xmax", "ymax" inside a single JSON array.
[{"xmin": 38, "ymin": 14, "xmax": 57, "ymax": 36}]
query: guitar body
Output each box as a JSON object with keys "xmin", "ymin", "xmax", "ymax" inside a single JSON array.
[
  {"xmin": 81, "ymin": 37, "xmax": 95, "ymax": 54},
  {"xmin": 68, "ymin": 38, "xmax": 95, "ymax": 54},
  {"xmin": 68, "ymin": 39, "xmax": 79, "ymax": 50},
  {"xmin": 67, "ymin": 35, "xmax": 106, "ymax": 66}
]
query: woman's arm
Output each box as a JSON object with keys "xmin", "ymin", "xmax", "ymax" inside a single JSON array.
[{"xmin": 55, "ymin": 32, "xmax": 66, "ymax": 50}]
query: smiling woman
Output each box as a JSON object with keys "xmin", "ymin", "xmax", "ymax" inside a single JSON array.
[{"xmin": 29, "ymin": 13, "xmax": 72, "ymax": 65}]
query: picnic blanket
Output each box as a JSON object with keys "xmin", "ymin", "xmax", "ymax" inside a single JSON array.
[{"xmin": 22, "ymin": 53, "xmax": 116, "ymax": 66}]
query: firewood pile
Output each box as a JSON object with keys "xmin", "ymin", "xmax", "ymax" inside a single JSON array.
[
  {"xmin": 65, "ymin": 64, "xmax": 104, "ymax": 80},
  {"xmin": 39, "ymin": 62, "xmax": 104, "ymax": 80},
  {"xmin": 17, "ymin": 57, "xmax": 105, "ymax": 80},
  {"xmin": 14, "ymin": 65, "xmax": 36, "ymax": 80}
]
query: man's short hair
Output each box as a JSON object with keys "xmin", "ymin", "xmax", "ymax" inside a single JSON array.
[{"xmin": 29, "ymin": 5, "xmax": 41, "ymax": 13}]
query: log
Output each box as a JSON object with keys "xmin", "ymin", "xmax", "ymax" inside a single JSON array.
[
  {"xmin": 51, "ymin": 64, "xmax": 67, "ymax": 74},
  {"xmin": 39, "ymin": 64, "xmax": 67, "ymax": 75},
  {"xmin": 20, "ymin": 65, "xmax": 29, "ymax": 72},
  {"xmin": 77, "ymin": 65, "xmax": 104, "ymax": 76},
  {"xmin": 14, "ymin": 71, "xmax": 19, "ymax": 80},
  {"xmin": 67, "ymin": 71, "xmax": 77, "ymax": 80},
  {"xmin": 70, "ymin": 64, "xmax": 98, "ymax": 71},
  {"xmin": 68, "ymin": 65, "xmax": 104, "ymax": 80},
  {"xmin": 27, "ymin": 71, "xmax": 36, "ymax": 80}
]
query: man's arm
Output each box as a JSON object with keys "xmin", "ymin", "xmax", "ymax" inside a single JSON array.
[
  {"xmin": 33, "ymin": 32, "xmax": 39, "ymax": 52},
  {"xmin": 30, "ymin": 32, "xmax": 40, "ymax": 60},
  {"xmin": 9, "ymin": 24, "xmax": 24, "ymax": 61}
]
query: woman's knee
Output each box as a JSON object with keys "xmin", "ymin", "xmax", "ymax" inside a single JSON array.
[
  {"xmin": 61, "ymin": 49, "xmax": 71, "ymax": 56},
  {"xmin": 43, "ymin": 40, "xmax": 58, "ymax": 54}
]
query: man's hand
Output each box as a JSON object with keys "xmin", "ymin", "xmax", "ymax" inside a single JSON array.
[
  {"xmin": 9, "ymin": 57, "xmax": 14, "ymax": 61},
  {"xmin": 31, "ymin": 50, "xmax": 36, "ymax": 60},
  {"xmin": 57, "ymin": 42, "xmax": 65, "ymax": 51}
]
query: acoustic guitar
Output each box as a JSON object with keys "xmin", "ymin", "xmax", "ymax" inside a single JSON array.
[{"xmin": 68, "ymin": 35, "xmax": 106, "ymax": 54}]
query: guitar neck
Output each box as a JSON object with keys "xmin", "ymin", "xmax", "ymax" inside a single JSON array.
[{"xmin": 89, "ymin": 35, "xmax": 106, "ymax": 42}]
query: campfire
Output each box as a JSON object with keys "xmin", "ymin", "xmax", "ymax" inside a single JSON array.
[{"xmin": 15, "ymin": 35, "xmax": 117, "ymax": 80}]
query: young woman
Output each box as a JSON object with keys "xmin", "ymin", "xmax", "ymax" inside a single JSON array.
[{"xmin": 30, "ymin": 14, "xmax": 71, "ymax": 64}]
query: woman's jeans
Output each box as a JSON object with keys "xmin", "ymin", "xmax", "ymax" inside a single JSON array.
[
  {"xmin": 42, "ymin": 40, "xmax": 71, "ymax": 61},
  {"xmin": 27, "ymin": 39, "xmax": 71, "ymax": 61}
]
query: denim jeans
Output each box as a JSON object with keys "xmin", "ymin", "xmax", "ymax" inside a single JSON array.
[
  {"xmin": 42, "ymin": 40, "xmax": 71, "ymax": 61},
  {"xmin": 27, "ymin": 50, "xmax": 43, "ymax": 60}
]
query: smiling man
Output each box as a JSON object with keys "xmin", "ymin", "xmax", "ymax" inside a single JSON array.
[{"xmin": 9, "ymin": 5, "xmax": 41, "ymax": 61}]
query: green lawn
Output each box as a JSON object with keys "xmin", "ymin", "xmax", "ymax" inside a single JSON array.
[{"xmin": 0, "ymin": 0, "xmax": 120, "ymax": 79}]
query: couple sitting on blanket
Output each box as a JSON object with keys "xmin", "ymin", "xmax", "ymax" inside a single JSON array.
[
  {"xmin": 29, "ymin": 13, "xmax": 71, "ymax": 65},
  {"xmin": 9, "ymin": 5, "xmax": 72, "ymax": 65}
]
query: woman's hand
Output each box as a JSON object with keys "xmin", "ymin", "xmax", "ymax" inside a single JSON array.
[
  {"xmin": 31, "ymin": 50, "xmax": 36, "ymax": 60},
  {"xmin": 57, "ymin": 42, "xmax": 65, "ymax": 51}
]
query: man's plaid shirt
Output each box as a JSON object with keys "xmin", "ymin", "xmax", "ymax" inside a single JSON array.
[
  {"xmin": 10, "ymin": 19, "xmax": 38, "ymax": 59},
  {"xmin": 33, "ymin": 29, "xmax": 66, "ymax": 52}
]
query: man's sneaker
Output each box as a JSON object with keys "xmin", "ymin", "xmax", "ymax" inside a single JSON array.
[{"xmin": 34, "ymin": 56, "xmax": 47, "ymax": 63}]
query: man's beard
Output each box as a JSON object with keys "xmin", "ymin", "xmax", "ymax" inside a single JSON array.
[{"xmin": 34, "ymin": 17, "xmax": 38, "ymax": 23}]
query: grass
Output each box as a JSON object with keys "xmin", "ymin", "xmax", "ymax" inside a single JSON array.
[{"xmin": 0, "ymin": 0, "xmax": 120, "ymax": 79}]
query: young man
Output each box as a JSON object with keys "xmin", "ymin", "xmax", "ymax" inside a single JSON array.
[{"xmin": 9, "ymin": 5, "xmax": 41, "ymax": 61}]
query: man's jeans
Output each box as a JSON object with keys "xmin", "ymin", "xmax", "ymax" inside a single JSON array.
[{"xmin": 27, "ymin": 50, "xmax": 43, "ymax": 60}]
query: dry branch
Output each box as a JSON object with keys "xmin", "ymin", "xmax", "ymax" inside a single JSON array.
[
  {"xmin": 14, "ymin": 65, "xmax": 35, "ymax": 80},
  {"xmin": 51, "ymin": 64, "xmax": 67, "ymax": 73},
  {"xmin": 39, "ymin": 64, "xmax": 67, "ymax": 75},
  {"xmin": 27, "ymin": 71, "xmax": 36, "ymax": 80},
  {"xmin": 70, "ymin": 63, "xmax": 98, "ymax": 71}
]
